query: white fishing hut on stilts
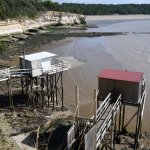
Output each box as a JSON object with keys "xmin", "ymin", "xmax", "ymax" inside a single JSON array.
[{"xmin": 0, "ymin": 51, "xmax": 68, "ymax": 110}]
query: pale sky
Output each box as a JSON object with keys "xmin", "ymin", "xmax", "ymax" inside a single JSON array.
[{"xmin": 53, "ymin": 0, "xmax": 150, "ymax": 4}]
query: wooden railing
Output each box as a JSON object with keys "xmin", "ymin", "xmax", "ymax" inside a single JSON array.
[
  {"xmin": 9, "ymin": 68, "xmax": 30, "ymax": 77},
  {"xmin": 0, "ymin": 68, "xmax": 9, "ymax": 81},
  {"xmin": 0, "ymin": 68, "xmax": 30, "ymax": 81}
]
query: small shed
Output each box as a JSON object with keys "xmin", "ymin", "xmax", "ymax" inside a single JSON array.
[
  {"xmin": 98, "ymin": 69, "xmax": 144, "ymax": 104},
  {"xmin": 20, "ymin": 51, "xmax": 57, "ymax": 77}
]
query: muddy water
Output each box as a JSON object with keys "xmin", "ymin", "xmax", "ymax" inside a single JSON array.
[{"xmin": 37, "ymin": 17, "xmax": 150, "ymax": 131}]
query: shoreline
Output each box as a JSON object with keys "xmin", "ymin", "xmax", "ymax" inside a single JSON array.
[
  {"xmin": 0, "ymin": 11, "xmax": 86, "ymax": 37},
  {"xmin": 86, "ymin": 14, "xmax": 150, "ymax": 20}
]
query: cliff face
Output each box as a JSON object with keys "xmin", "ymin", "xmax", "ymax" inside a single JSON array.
[{"xmin": 0, "ymin": 11, "xmax": 86, "ymax": 37}]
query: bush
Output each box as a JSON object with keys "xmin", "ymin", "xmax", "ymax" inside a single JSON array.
[{"xmin": 0, "ymin": 41, "xmax": 8, "ymax": 55}]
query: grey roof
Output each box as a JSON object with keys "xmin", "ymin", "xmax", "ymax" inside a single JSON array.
[{"xmin": 20, "ymin": 51, "xmax": 57, "ymax": 61}]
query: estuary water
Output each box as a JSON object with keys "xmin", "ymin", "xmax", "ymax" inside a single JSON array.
[{"xmin": 38, "ymin": 15, "xmax": 150, "ymax": 131}]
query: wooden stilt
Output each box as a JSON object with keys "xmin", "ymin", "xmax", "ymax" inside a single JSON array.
[
  {"xmin": 47, "ymin": 74, "xmax": 50, "ymax": 107},
  {"xmin": 30, "ymin": 78, "xmax": 34, "ymax": 111},
  {"xmin": 55, "ymin": 73, "xmax": 58, "ymax": 105},
  {"xmin": 94, "ymin": 89, "xmax": 98, "ymax": 121},
  {"xmin": 7, "ymin": 79, "xmax": 14, "ymax": 111},
  {"xmin": 134, "ymin": 107, "xmax": 140, "ymax": 149},
  {"xmin": 122, "ymin": 104, "xmax": 125, "ymax": 132},
  {"xmin": 111, "ymin": 111, "xmax": 114, "ymax": 149},
  {"xmin": 118, "ymin": 104, "xmax": 122, "ymax": 133},
  {"xmin": 21, "ymin": 77, "xmax": 24, "ymax": 94},
  {"xmin": 113, "ymin": 112, "xmax": 117, "ymax": 148},
  {"xmin": 61, "ymin": 72, "xmax": 64, "ymax": 109},
  {"xmin": 76, "ymin": 86, "xmax": 79, "ymax": 117},
  {"xmin": 41, "ymin": 77, "xmax": 45, "ymax": 108},
  {"xmin": 35, "ymin": 77, "xmax": 38, "ymax": 104},
  {"xmin": 52, "ymin": 75, "xmax": 55, "ymax": 110}
]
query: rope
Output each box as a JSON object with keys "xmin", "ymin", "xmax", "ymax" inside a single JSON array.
[
  {"xmin": 63, "ymin": 38, "xmax": 76, "ymax": 57},
  {"xmin": 67, "ymin": 69, "xmax": 96, "ymax": 118}
]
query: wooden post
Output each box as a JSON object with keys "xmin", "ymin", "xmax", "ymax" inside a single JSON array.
[
  {"xmin": 52, "ymin": 75, "xmax": 55, "ymax": 110},
  {"xmin": 41, "ymin": 77, "xmax": 45, "ymax": 109},
  {"xmin": 21, "ymin": 77, "xmax": 24, "ymax": 94},
  {"xmin": 94, "ymin": 89, "xmax": 98, "ymax": 121},
  {"xmin": 46, "ymin": 74, "xmax": 50, "ymax": 107},
  {"xmin": 7, "ymin": 68, "xmax": 14, "ymax": 111},
  {"xmin": 134, "ymin": 107, "xmax": 140, "ymax": 149},
  {"xmin": 35, "ymin": 77, "xmax": 38, "ymax": 104},
  {"xmin": 30, "ymin": 78, "xmax": 34, "ymax": 111},
  {"xmin": 55, "ymin": 74, "xmax": 58, "ymax": 106},
  {"xmin": 113, "ymin": 112, "xmax": 117, "ymax": 148},
  {"xmin": 122, "ymin": 104, "xmax": 125, "ymax": 132},
  {"xmin": 76, "ymin": 86, "xmax": 79, "ymax": 117},
  {"xmin": 111, "ymin": 111, "xmax": 114, "ymax": 149},
  {"xmin": 118, "ymin": 104, "xmax": 122, "ymax": 133},
  {"xmin": 7, "ymin": 79, "xmax": 14, "ymax": 111},
  {"xmin": 49, "ymin": 75, "xmax": 52, "ymax": 107},
  {"xmin": 26, "ymin": 78, "xmax": 30, "ymax": 107},
  {"xmin": 61, "ymin": 73, "xmax": 64, "ymax": 109}
]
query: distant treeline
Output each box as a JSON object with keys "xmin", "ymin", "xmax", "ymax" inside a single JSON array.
[
  {"xmin": 51, "ymin": 3, "xmax": 150, "ymax": 15},
  {"xmin": 1, "ymin": 0, "xmax": 150, "ymax": 20}
]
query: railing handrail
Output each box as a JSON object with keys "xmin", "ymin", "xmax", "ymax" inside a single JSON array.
[
  {"xmin": 96, "ymin": 94, "xmax": 122, "ymax": 148},
  {"xmin": 97, "ymin": 93, "xmax": 111, "ymax": 121}
]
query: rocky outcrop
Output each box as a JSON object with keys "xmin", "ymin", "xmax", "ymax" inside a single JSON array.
[{"xmin": 0, "ymin": 11, "xmax": 86, "ymax": 37}]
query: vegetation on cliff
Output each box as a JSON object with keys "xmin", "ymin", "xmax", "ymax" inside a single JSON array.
[
  {"xmin": 0, "ymin": 0, "xmax": 46, "ymax": 20},
  {"xmin": 1, "ymin": 0, "xmax": 150, "ymax": 21},
  {"xmin": 0, "ymin": 41, "xmax": 8, "ymax": 54}
]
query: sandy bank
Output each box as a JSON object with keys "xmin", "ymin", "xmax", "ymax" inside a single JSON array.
[
  {"xmin": 86, "ymin": 15, "xmax": 150, "ymax": 20},
  {"xmin": 99, "ymin": 20, "xmax": 150, "ymax": 32}
]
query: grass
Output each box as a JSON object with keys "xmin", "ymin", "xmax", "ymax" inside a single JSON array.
[
  {"xmin": 0, "ymin": 114, "xmax": 19, "ymax": 150},
  {"xmin": 0, "ymin": 41, "xmax": 9, "ymax": 55}
]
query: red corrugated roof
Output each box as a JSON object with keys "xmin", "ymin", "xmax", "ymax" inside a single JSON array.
[{"xmin": 99, "ymin": 69, "xmax": 143, "ymax": 82}]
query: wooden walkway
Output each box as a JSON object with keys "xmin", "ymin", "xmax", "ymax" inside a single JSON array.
[{"xmin": 96, "ymin": 94, "xmax": 121, "ymax": 148}]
